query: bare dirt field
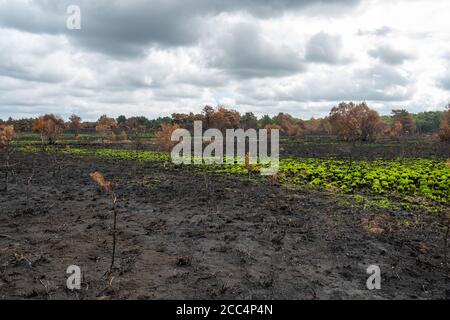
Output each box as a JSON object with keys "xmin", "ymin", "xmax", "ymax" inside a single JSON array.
[{"xmin": 0, "ymin": 151, "xmax": 448, "ymax": 300}]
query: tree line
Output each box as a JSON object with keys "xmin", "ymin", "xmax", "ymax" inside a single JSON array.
[{"xmin": 1, "ymin": 102, "xmax": 449, "ymax": 143}]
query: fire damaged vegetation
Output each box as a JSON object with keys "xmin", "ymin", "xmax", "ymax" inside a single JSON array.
[
  {"xmin": 90, "ymin": 171, "xmax": 119, "ymax": 273},
  {"xmin": 32, "ymin": 114, "xmax": 65, "ymax": 147},
  {"xmin": 1, "ymin": 148, "xmax": 449, "ymax": 299},
  {"xmin": 1, "ymin": 102, "xmax": 449, "ymax": 300},
  {"xmin": 20, "ymin": 145, "xmax": 449, "ymax": 210},
  {"xmin": 0, "ymin": 124, "xmax": 16, "ymax": 192},
  {"xmin": 439, "ymin": 105, "xmax": 450, "ymax": 142}
]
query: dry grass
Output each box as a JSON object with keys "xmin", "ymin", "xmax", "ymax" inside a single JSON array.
[
  {"xmin": 90, "ymin": 171, "xmax": 114, "ymax": 192},
  {"xmin": 0, "ymin": 125, "xmax": 15, "ymax": 146}
]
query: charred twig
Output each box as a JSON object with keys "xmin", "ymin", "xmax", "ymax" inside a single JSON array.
[
  {"xmin": 445, "ymin": 224, "xmax": 449, "ymax": 279},
  {"xmin": 110, "ymin": 193, "xmax": 118, "ymax": 272},
  {"xmin": 90, "ymin": 171, "xmax": 119, "ymax": 273},
  {"xmin": 26, "ymin": 170, "xmax": 35, "ymax": 207},
  {"xmin": 203, "ymin": 171, "xmax": 209, "ymax": 192},
  {"xmin": 50, "ymin": 153, "xmax": 64, "ymax": 185},
  {"xmin": 0, "ymin": 234, "xmax": 17, "ymax": 241},
  {"xmin": 39, "ymin": 279, "xmax": 52, "ymax": 300}
]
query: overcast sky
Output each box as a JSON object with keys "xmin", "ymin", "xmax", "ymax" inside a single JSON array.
[{"xmin": 1, "ymin": 0, "xmax": 450, "ymax": 121}]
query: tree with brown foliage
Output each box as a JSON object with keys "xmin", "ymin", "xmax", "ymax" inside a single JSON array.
[
  {"xmin": 329, "ymin": 102, "xmax": 382, "ymax": 141},
  {"xmin": 96, "ymin": 115, "xmax": 117, "ymax": 143},
  {"xmin": 125, "ymin": 117, "xmax": 144, "ymax": 149},
  {"xmin": 209, "ymin": 106, "xmax": 241, "ymax": 132},
  {"xmin": 69, "ymin": 115, "xmax": 82, "ymax": 139},
  {"xmin": 387, "ymin": 121, "xmax": 403, "ymax": 138},
  {"xmin": 439, "ymin": 104, "xmax": 450, "ymax": 142},
  {"xmin": 171, "ymin": 106, "xmax": 242, "ymax": 132},
  {"xmin": 264, "ymin": 124, "xmax": 282, "ymax": 142},
  {"xmin": 274, "ymin": 113, "xmax": 304, "ymax": 139},
  {"xmin": 0, "ymin": 125, "xmax": 15, "ymax": 191},
  {"xmin": 32, "ymin": 114, "xmax": 65, "ymax": 146},
  {"xmin": 318, "ymin": 118, "xmax": 332, "ymax": 134},
  {"xmin": 118, "ymin": 131, "xmax": 128, "ymax": 141},
  {"xmin": 172, "ymin": 112, "xmax": 204, "ymax": 132},
  {"xmin": 304, "ymin": 118, "xmax": 320, "ymax": 134},
  {"xmin": 264, "ymin": 124, "xmax": 282, "ymax": 134},
  {"xmin": 155, "ymin": 123, "xmax": 181, "ymax": 151},
  {"xmin": 391, "ymin": 109, "xmax": 416, "ymax": 135}
]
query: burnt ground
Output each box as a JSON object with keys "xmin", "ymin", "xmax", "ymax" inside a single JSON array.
[
  {"xmin": 282, "ymin": 138, "xmax": 450, "ymax": 160},
  {"xmin": 0, "ymin": 152, "xmax": 449, "ymax": 300}
]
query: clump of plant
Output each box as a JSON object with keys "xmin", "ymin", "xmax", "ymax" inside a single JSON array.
[
  {"xmin": 118, "ymin": 131, "xmax": 128, "ymax": 141},
  {"xmin": 244, "ymin": 152, "xmax": 260, "ymax": 176},
  {"xmin": 96, "ymin": 115, "xmax": 117, "ymax": 144},
  {"xmin": 125, "ymin": 117, "xmax": 144, "ymax": 152},
  {"xmin": 90, "ymin": 171, "xmax": 118, "ymax": 272},
  {"xmin": 32, "ymin": 114, "xmax": 65, "ymax": 147},
  {"xmin": 328, "ymin": 102, "xmax": 383, "ymax": 142},
  {"xmin": 32, "ymin": 115, "xmax": 67, "ymax": 183},
  {"xmin": 439, "ymin": 104, "xmax": 450, "ymax": 142},
  {"xmin": 69, "ymin": 114, "xmax": 82, "ymax": 140},
  {"xmin": 155, "ymin": 123, "xmax": 180, "ymax": 151},
  {"xmin": 0, "ymin": 125, "xmax": 16, "ymax": 192}
]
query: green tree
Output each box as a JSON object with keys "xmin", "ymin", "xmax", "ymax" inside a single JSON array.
[
  {"xmin": 258, "ymin": 115, "xmax": 273, "ymax": 129},
  {"xmin": 117, "ymin": 115, "xmax": 127, "ymax": 127},
  {"xmin": 241, "ymin": 112, "xmax": 258, "ymax": 130},
  {"xmin": 413, "ymin": 111, "xmax": 443, "ymax": 133}
]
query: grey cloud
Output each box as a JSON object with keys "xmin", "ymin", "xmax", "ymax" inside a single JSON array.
[
  {"xmin": 0, "ymin": 64, "xmax": 65, "ymax": 83},
  {"xmin": 357, "ymin": 26, "xmax": 394, "ymax": 37},
  {"xmin": 207, "ymin": 23, "xmax": 305, "ymax": 78},
  {"xmin": 207, "ymin": 0, "xmax": 361, "ymax": 17},
  {"xmin": 438, "ymin": 74, "xmax": 450, "ymax": 91},
  {"xmin": 369, "ymin": 44, "xmax": 414, "ymax": 65},
  {"xmin": 0, "ymin": 0, "xmax": 443, "ymax": 121},
  {"xmin": 304, "ymin": 32, "xmax": 351, "ymax": 65},
  {"xmin": 325, "ymin": 65, "xmax": 413, "ymax": 101},
  {"xmin": 0, "ymin": 0, "xmax": 361, "ymax": 57},
  {"xmin": 0, "ymin": 50, "xmax": 70, "ymax": 84},
  {"xmin": 244, "ymin": 64, "xmax": 414, "ymax": 104}
]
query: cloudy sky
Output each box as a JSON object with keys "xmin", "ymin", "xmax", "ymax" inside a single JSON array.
[{"xmin": 1, "ymin": 0, "xmax": 450, "ymax": 121}]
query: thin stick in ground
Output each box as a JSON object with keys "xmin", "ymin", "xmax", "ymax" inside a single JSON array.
[{"xmin": 90, "ymin": 171, "xmax": 119, "ymax": 273}]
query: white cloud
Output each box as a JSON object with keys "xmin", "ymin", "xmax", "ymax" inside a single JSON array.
[{"xmin": 1, "ymin": 0, "xmax": 450, "ymax": 121}]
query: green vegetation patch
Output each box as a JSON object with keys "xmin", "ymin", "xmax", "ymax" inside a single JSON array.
[
  {"xmin": 18, "ymin": 146, "xmax": 450, "ymax": 206},
  {"xmin": 277, "ymin": 158, "xmax": 449, "ymax": 205}
]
